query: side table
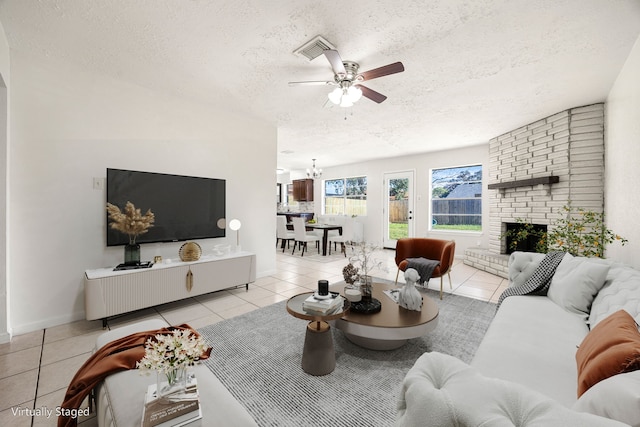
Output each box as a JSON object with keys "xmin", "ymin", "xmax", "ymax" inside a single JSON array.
[{"xmin": 286, "ymin": 293, "xmax": 350, "ymax": 375}]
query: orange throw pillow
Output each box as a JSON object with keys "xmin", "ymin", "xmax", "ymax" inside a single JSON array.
[{"xmin": 576, "ymin": 309, "xmax": 640, "ymax": 397}]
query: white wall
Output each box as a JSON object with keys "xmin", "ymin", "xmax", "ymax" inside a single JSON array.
[
  {"xmin": 0, "ymin": 20, "xmax": 9, "ymax": 343},
  {"xmin": 8, "ymin": 51, "xmax": 276, "ymax": 335},
  {"xmin": 313, "ymin": 144, "xmax": 490, "ymax": 256},
  {"xmin": 605, "ymin": 33, "xmax": 640, "ymax": 268}
]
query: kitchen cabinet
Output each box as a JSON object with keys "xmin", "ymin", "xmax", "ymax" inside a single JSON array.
[{"xmin": 293, "ymin": 178, "xmax": 314, "ymax": 201}]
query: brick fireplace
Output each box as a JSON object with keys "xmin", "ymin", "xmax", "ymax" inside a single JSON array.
[{"xmin": 464, "ymin": 104, "xmax": 605, "ymax": 278}]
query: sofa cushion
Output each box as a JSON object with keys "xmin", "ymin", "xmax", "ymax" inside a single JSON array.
[
  {"xmin": 508, "ymin": 251, "xmax": 545, "ymax": 287},
  {"xmin": 547, "ymin": 253, "xmax": 610, "ymax": 318},
  {"xmin": 576, "ymin": 309, "xmax": 640, "ymax": 397},
  {"xmin": 397, "ymin": 352, "xmax": 628, "ymax": 427},
  {"xmin": 590, "ymin": 262, "xmax": 640, "ymax": 328},
  {"xmin": 573, "ymin": 371, "xmax": 640, "ymax": 426},
  {"xmin": 472, "ymin": 295, "xmax": 588, "ymax": 407}
]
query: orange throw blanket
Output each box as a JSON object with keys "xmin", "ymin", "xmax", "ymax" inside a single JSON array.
[{"xmin": 58, "ymin": 324, "xmax": 211, "ymax": 427}]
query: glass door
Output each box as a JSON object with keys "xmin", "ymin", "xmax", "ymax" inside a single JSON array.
[{"xmin": 383, "ymin": 171, "xmax": 414, "ymax": 249}]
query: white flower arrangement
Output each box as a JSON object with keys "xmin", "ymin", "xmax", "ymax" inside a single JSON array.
[{"xmin": 136, "ymin": 329, "xmax": 210, "ymax": 379}]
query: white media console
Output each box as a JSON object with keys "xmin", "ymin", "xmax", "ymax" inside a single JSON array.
[{"xmin": 85, "ymin": 251, "xmax": 256, "ymax": 326}]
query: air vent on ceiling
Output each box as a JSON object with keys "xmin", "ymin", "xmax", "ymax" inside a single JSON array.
[{"xmin": 293, "ymin": 35, "xmax": 336, "ymax": 61}]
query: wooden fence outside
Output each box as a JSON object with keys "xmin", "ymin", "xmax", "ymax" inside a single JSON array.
[
  {"xmin": 389, "ymin": 200, "xmax": 408, "ymax": 223},
  {"xmin": 324, "ymin": 197, "xmax": 367, "ymax": 216},
  {"xmin": 432, "ymin": 198, "xmax": 482, "ymax": 225},
  {"xmin": 324, "ymin": 198, "xmax": 481, "ymax": 225}
]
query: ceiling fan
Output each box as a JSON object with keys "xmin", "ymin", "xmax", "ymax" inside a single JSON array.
[{"xmin": 288, "ymin": 49, "xmax": 405, "ymax": 107}]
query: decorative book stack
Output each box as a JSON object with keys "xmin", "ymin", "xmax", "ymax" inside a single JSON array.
[
  {"xmin": 141, "ymin": 376, "xmax": 202, "ymax": 427},
  {"xmin": 302, "ymin": 293, "xmax": 343, "ymax": 315}
]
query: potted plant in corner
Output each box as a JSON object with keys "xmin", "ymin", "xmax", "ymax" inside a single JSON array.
[{"xmin": 106, "ymin": 201, "xmax": 155, "ymax": 265}]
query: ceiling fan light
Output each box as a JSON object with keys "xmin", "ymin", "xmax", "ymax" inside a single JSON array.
[
  {"xmin": 347, "ymin": 86, "xmax": 362, "ymax": 102},
  {"xmin": 340, "ymin": 97, "xmax": 353, "ymax": 108},
  {"xmin": 328, "ymin": 87, "xmax": 342, "ymax": 105}
]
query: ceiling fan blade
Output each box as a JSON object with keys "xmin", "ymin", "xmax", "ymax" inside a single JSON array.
[
  {"xmin": 359, "ymin": 62, "xmax": 405, "ymax": 81},
  {"xmin": 357, "ymin": 84, "xmax": 387, "ymax": 103},
  {"xmin": 288, "ymin": 80, "xmax": 335, "ymax": 86},
  {"xmin": 323, "ymin": 49, "xmax": 346, "ymax": 76}
]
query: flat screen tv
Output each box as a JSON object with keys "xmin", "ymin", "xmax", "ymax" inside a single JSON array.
[{"xmin": 106, "ymin": 168, "xmax": 226, "ymax": 246}]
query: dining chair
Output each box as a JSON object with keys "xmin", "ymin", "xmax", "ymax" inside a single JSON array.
[
  {"xmin": 291, "ymin": 217, "xmax": 320, "ymax": 256},
  {"xmin": 276, "ymin": 216, "xmax": 295, "ymax": 252},
  {"xmin": 328, "ymin": 217, "xmax": 350, "ymax": 256},
  {"xmin": 326, "ymin": 215, "xmax": 343, "ymax": 237}
]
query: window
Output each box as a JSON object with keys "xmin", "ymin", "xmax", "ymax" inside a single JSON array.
[
  {"xmin": 431, "ymin": 165, "xmax": 482, "ymax": 231},
  {"xmin": 324, "ymin": 176, "xmax": 367, "ymax": 216}
]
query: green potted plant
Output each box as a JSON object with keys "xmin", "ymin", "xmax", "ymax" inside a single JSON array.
[
  {"xmin": 501, "ymin": 205, "xmax": 627, "ymax": 258},
  {"xmin": 546, "ymin": 205, "xmax": 627, "ymax": 257}
]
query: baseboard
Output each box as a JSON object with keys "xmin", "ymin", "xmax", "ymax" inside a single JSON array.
[
  {"xmin": 257, "ymin": 269, "xmax": 277, "ymax": 278},
  {"xmin": 0, "ymin": 331, "xmax": 10, "ymax": 343},
  {"xmin": 10, "ymin": 310, "xmax": 88, "ymax": 336}
]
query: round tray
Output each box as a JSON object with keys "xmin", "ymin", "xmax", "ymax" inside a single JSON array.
[{"xmin": 349, "ymin": 297, "xmax": 382, "ymax": 314}]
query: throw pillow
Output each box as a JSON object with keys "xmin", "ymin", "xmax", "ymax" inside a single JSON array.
[
  {"xmin": 548, "ymin": 253, "xmax": 610, "ymax": 317},
  {"xmin": 576, "ymin": 309, "xmax": 640, "ymax": 397},
  {"xmin": 573, "ymin": 370, "xmax": 640, "ymax": 426}
]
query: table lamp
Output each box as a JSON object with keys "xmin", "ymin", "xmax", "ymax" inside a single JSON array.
[{"xmin": 229, "ymin": 219, "xmax": 242, "ymax": 252}]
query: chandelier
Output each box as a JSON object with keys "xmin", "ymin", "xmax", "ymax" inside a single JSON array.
[{"xmin": 306, "ymin": 159, "xmax": 322, "ymax": 179}]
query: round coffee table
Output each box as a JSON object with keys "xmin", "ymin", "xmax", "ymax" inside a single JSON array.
[
  {"xmin": 286, "ymin": 293, "xmax": 350, "ymax": 375},
  {"xmin": 332, "ymin": 282, "xmax": 439, "ymax": 350}
]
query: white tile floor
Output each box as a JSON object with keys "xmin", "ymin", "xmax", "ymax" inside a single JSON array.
[{"xmin": 0, "ymin": 247, "xmax": 507, "ymax": 426}]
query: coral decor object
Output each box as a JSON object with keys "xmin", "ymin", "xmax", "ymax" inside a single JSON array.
[
  {"xmin": 342, "ymin": 263, "xmax": 359, "ymax": 285},
  {"xmin": 106, "ymin": 201, "xmax": 155, "ymax": 244}
]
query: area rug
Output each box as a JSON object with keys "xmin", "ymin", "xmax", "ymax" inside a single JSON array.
[
  {"xmin": 279, "ymin": 246, "xmax": 350, "ymax": 263},
  {"xmin": 198, "ymin": 284, "xmax": 496, "ymax": 427}
]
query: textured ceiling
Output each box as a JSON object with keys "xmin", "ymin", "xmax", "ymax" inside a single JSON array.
[{"xmin": 1, "ymin": 0, "xmax": 640, "ymax": 173}]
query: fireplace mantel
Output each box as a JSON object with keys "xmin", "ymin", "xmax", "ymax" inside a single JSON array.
[{"xmin": 487, "ymin": 175, "xmax": 559, "ymax": 190}]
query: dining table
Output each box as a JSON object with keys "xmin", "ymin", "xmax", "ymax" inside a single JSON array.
[
  {"xmin": 286, "ymin": 222, "xmax": 343, "ymax": 256},
  {"xmin": 305, "ymin": 223, "xmax": 343, "ymax": 256}
]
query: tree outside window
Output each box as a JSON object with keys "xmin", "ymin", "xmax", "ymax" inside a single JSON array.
[{"xmin": 431, "ymin": 165, "xmax": 482, "ymax": 231}]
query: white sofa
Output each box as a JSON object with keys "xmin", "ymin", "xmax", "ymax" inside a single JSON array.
[
  {"xmin": 396, "ymin": 251, "xmax": 640, "ymax": 426},
  {"xmin": 94, "ymin": 319, "xmax": 257, "ymax": 427}
]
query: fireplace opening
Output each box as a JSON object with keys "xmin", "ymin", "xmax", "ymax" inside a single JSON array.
[{"xmin": 503, "ymin": 223, "xmax": 547, "ymax": 254}]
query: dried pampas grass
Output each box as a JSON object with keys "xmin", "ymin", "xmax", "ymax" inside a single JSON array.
[{"xmin": 106, "ymin": 201, "xmax": 155, "ymax": 244}]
